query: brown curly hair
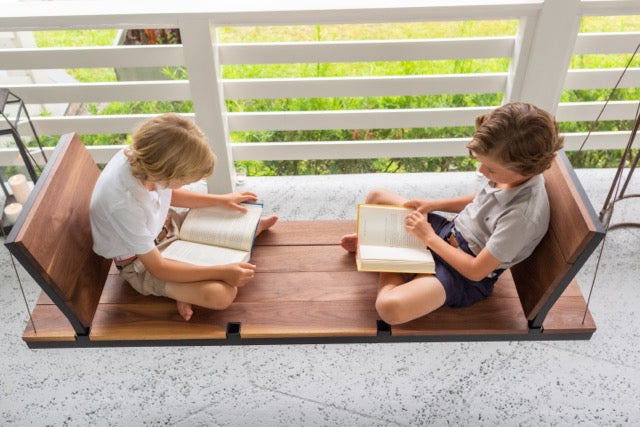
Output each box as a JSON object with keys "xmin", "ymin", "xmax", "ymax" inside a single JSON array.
[
  {"xmin": 467, "ymin": 102, "xmax": 564, "ymax": 176},
  {"xmin": 125, "ymin": 113, "xmax": 216, "ymax": 184}
]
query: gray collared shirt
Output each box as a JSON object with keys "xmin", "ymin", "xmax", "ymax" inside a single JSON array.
[{"xmin": 453, "ymin": 174, "xmax": 549, "ymax": 270}]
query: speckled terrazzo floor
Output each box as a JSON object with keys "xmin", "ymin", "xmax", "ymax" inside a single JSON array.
[{"xmin": 1, "ymin": 168, "xmax": 639, "ymax": 426}]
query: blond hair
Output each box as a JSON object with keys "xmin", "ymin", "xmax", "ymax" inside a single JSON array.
[
  {"xmin": 125, "ymin": 113, "xmax": 216, "ymax": 184},
  {"xmin": 467, "ymin": 102, "xmax": 564, "ymax": 176}
]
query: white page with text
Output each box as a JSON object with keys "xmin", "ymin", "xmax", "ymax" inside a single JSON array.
[
  {"xmin": 162, "ymin": 240, "xmax": 249, "ymax": 266},
  {"xmin": 358, "ymin": 205, "xmax": 425, "ymax": 250},
  {"xmin": 179, "ymin": 204, "xmax": 261, "ymax": 251}
]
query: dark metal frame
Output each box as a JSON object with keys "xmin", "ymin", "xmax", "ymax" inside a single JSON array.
[
  {"xmin": 528, "ymin": 152, "xmax": 606, "ymax": 330},
  {"xmin": 24, "ymin": 323, "xmax": 594, "ymax": 349}
]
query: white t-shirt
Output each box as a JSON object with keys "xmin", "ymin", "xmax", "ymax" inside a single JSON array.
[
  {"xmin": 90, "ymin": 149, "xmax": 172, "ymax": 260},
  {"xmin": 454, "ymin": 174, "xmax": 549, "ymax": 269}
]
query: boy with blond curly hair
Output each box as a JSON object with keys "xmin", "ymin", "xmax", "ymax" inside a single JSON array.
[{"xmin": 90, "ymin": 114, "xmax": 277, "ymax": 321}]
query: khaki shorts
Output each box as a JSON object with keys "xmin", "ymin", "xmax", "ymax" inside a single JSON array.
[{"xmin": 117, "ymin": 208, "xmax": 187, "ymax": 297}]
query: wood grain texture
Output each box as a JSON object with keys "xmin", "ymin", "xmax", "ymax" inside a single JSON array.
[
  {"xmin": 255, "ymin": 220, "xmax": 355, "ymax": 246},
  {"xmin": 558, "ymin": 279, "xmax": 585, "ymax": 297},
  {"xmin": 22, "ymin": 303, "xmax": 76, "ymax": 342},
  {"xmin": 12, "ymin": 133, "xmax": 111, "ymax": 329},
  {"xmin": 491, "ymin": 270, "xmax": 519, "ymax": 298},
  {"xmin": 89, "ymin": 302, "xmax": 228, "ymax": 341},
  {"xmin": 252, "ymin": 245, "xmax": 357, "ymax": 273},
  {"xmin": 511, "ymin": 152, "xmax": 600, "ymax": 321},
  {"xmin": 19, "ymin": 206, "xmax": 598, "ymax": 343},
  {"xmin": 392, "ymin": 296, "xmax": 529, "ymax": 336},
  {"xmin": 234, "ymin": 301, "xmax": 379, "ymax": 338},
  {"xmin": 510, "ymin": 227, "xmax": 569, "ymax": 319},
  {"xmin": 542, "ymin": 297, "xmax": 596, "ymax": 334},
  {"xmin": 234, "ymin": 271, "xmax": 379, "ymax": 303},
  {"xmin": 91, "ymin": 298, "xmax": 379, "ymax": 341},
  {"xmin": 543, "ymin": 154, "xmax": 596, "ymax": 264}
]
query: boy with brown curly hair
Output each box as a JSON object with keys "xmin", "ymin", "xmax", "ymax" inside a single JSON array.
[{"xmin": 341, "ymin": 102, "xmax": 564, "ymax": 325}]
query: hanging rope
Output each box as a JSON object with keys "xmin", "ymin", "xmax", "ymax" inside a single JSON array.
[
  {"xmin": 577, "ymin": 40, "xmax": 640, "ymax": 324},
  {"xmin": 582, "ymin": 104, "xmax": 640, "ymax": 324},
  {"xmin": 0, "ymin": 224, "xmax": 37, "ymax": 335},
  {"xmin": 577, "ymin": 41, "xmax": 640, "ymax": 153}
]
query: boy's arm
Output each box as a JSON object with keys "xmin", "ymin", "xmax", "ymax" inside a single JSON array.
[
  {"xmin": 404, "ymin": 194, "xmax": 475, "ymax": 214},
  {"xmin": 405, "ymin": 210, "xmax": 501, "ymax": 281},
  {"xmin": 171, "ymin": 188, "xmax": 258, "ymax": 213},
  {"xmin": 423, "ymin": 236, "xmax": 502, "ymax": 281},
  {"xmin": 137, "ymin": 247, "xmax": 256, "ymax": 287}
]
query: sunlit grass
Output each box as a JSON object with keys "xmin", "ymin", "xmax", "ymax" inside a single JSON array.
[
  {"xmin": 32, "ymin": 30, "xmax": 118, "ymax": 82},
  {"xmin": 25, "ymin": 15, "xmax": 640, "ymax": 174},
  {"xmin": 217, "ymin": 20, "xmax": 519, "ymax": 43}
]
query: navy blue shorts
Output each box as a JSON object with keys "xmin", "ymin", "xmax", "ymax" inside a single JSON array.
[{"xmin": 426, "ymin": 213, "xmax": 501, "ymax": 308}]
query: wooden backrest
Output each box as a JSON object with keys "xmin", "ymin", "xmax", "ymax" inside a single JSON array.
[
  {"xmin": 5, "ymin": 133, "xmax": 111, "ymax": 335},
  {"xmin": 510, "ymin": 151, "xmax": 604, "ymax": 324}
]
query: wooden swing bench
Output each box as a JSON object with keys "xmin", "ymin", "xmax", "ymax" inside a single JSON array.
[{"xmin": 6, "ymin": 133, "xmax": 604, "ymax": 348}]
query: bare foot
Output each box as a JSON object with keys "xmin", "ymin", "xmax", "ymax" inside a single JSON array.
[
  {"xmin": 256, "ymin": 215, "xmax": 278, "ymax": 236},
  {"xmin": 177, "ymin": 300, "xmax": 193, "ymax": 321},
  {"xmin": 340, "ymin": 233, "xmax": 358, "ymax": 253}
]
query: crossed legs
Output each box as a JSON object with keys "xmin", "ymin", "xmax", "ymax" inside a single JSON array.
[
  {"xmin": 168, "ymin": 215, "xmax": 278, "ymax": 321},
  {"xmin": 341, "ymin": 188, "xmax": 446, "ymax": 325}
]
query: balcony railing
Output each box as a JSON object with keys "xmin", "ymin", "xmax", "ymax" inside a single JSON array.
[{"xmin": 0, "ymin": 0, "xmax": 639, "ymax": 192}]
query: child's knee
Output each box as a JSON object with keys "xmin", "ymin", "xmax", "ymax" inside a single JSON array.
[
  {"xmin": 201, "ymin": 282, "xmax": 237, "ymax": 310},
  {"xmin": 366, "ymin": 188, "xmax": 388, "ymax": 204},
  {"xmin": 375, "ymin": 293, "xmax": 405, "ymax": 325}
]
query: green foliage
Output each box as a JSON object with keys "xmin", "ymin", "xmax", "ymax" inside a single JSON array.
[
  {"xmin": 566, "ymin": 149, "xmax": 638, "ymax": 169},
  {"xmin": 28, "ymin": 17, "xmax": 640, "ymax": 176},
  {"xmin": 32, "ymin": 30, "xmax": 118, "ymax": 82}
]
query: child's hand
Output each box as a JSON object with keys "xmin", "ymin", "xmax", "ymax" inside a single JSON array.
[
  {"xmin": 220, "ymin": 192, "xmax": 259, "ymax": 213},
  {"xmin": 405, "ymin": 210, "xmax": 436, "ymax": 245},
  {"xmin": 223, "ymin": 262, "xmax": 256, "ymax": 287},
  {"xmin": 404, "ymin": 198, "xmax": 434, "ymax": 214}
]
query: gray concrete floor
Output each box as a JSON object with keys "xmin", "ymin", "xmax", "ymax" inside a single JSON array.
[{"xmin": 1, "ymin": 168, "xmax": 639, "ymax": 426}]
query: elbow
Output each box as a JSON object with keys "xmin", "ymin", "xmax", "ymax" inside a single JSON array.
[
  {"xmin": 463, "ymin": 258, "xmax": 497, "ymax": 282},
  {"xmin": 467, "ymin": 272, "xmax": 487, "ymax": 282},
  {"xmin": 465, "ymin": 265, "xmax": 497, "ymax": 282}
]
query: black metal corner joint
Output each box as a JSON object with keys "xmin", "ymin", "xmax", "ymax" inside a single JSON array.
[
  {"xmin": 226, "ymin": 322, "xmax": 241, "ymax": 342},
  {"xmin": 376, "ymin": 320, "xmax": 391, "ymax": 337}
]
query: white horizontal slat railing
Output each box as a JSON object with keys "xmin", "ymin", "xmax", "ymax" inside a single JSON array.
[
  {"xmin": 2, "ymin": 45, "xmax": 183, "ymax": 69},
  {"xmin": 0, "ymin": 0, "xmax": 639, "ymax": 192},
  {"xmin": 218, "ymin": 37, "xmax": 515, "ymax": 64},
  {"xmin": 565, "ymin": 68, "xmax": 640, "ymax": 90},
  {"xmin": 223, "ymin": 74, "xmax": 509, "ymax": 100}
]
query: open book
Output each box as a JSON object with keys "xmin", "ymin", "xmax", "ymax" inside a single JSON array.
[
  {"xmin": 161, "ymin": 203, "xmax": 262, "ymax": 267},
  {"xmin": 356, "ymin": 204, "xmax": 435, "ymax": 274}
]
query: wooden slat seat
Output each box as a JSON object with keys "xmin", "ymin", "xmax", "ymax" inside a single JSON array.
[{"xmin": 5, "ymin": 133, "xmax": 603, "ymax": 348}]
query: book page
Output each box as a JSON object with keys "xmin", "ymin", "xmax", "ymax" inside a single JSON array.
[
  {"xmin": 179, "ymin": 203, "xmax": 262, "ymax": 251},
  {"xmin": 357, "ymin": 204, "xmax": 424, "ymax": 250},
  {"xmin": 162, "ymin": 240, "xmax": 250, "ymax": 267},
  {"xmin": 359, "ymin": 245, "xmax": 434, "ymax": 263}
]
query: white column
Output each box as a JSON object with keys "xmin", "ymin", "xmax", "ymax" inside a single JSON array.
[
  {"xmin": 179, "ymin": 17, "xmax": 234, "ymax": 194},
  {"xmin": 502, "ymin": 14, "xmax": 537, "ymax": 105},
  {"xmin": 503, "ymin": 0, "xmax": 582, "ymax": 114}
]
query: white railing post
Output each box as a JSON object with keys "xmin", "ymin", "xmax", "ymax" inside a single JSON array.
[
  {"xmin": 502, "ymin": 14, "xmax": 537, "ymax": 105},
  {"xmin": 179, "ymin": 17, "xmax": 234, "ymax": 194},
  {"xmin": 503, "ymin": 0, "xmax": 582, "ymax": 114}
]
